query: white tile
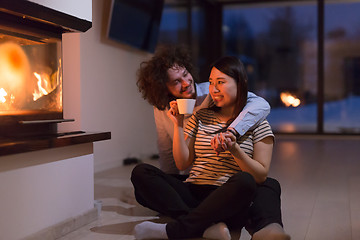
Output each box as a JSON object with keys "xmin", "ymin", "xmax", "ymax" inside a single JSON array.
[{"xmin": 305, "ymin": 200, "xmax": 351, "ymax": 240}]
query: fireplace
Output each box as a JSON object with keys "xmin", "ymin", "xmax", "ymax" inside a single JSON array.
[
  {"xmin": 0, "ymin": 1, "xmax": 110, "ymax": 155},
  {"xmin": 0, "ymin": 2, "xmax": 111, "ymax": 239}
]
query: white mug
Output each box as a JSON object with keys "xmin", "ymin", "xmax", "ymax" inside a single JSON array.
[{"xmin": 176, "ymin": 99, "xmax": 196, "ymax": 115}]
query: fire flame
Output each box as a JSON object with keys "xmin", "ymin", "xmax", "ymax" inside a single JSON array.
[
  {"xmin": 33, "ymin": 72, "xmax": 50, "ymax": 101},
  {"xmin": 0, "ymin": 42, "xmax": 31, "ymax": 110},
  {"xmin": 280, "ymin": 92, "xmax": 301, "ymax": 107},
  {"xmin": 0, "ymin": 41, "xmax": 61, "ymax": 111},
  {"xmin": 0, "ymin": 88, "xmax": 7, "ymax": 103}
]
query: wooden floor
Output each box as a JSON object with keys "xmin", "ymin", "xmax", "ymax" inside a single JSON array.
[{"xmin": 59, "ymin": 135, "xmax": 360, "ymax": 240}]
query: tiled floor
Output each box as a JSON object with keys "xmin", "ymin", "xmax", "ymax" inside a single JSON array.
[{"xmin": 59, "ymin": 136, "xmax": 360, "ymax": 240}]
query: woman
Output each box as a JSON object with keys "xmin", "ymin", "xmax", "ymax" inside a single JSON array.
[{"xmin": 132, "ymin": 56, "xmax": 288, "ymax": 240}]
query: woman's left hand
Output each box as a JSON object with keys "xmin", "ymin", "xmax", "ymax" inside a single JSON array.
[{"xmin": 211, "ymin": 131, "xmax": 236, "ymax": 155}]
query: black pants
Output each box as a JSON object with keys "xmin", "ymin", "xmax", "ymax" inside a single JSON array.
[{"xmin": 131, "ymin": 163, "xmax": 283, "ymax": 239}]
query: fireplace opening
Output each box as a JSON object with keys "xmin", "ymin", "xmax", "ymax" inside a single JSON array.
[
  {"xmin": 0, "ymin": 31, "xmax": 63, "ymax": 119},
  {"xmin": 0, "ymin": 19, "xmax": 65, "ymax": 137}
]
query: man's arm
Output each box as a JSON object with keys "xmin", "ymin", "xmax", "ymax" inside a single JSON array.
[
  {"xmin": 211, "ymin": 93, "xmax": 270, "ymax": 154},
  {"xmin": 229, "ymin": 92, "xmax": 270, "ymax": 137},
  {"xmin": 154, "ymin": 108, "xmax": 180, "ymax": 174}
]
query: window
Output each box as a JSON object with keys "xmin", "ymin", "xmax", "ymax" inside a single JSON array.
[
  {"xmin": 158, "ymin": 0, "xmax": 220, "ymax": 82},
  {"xmin": 223, "ymin": 2, "xmax": 317, "ymax": 133},
  {"xmin": 158, "ymin": 4, "xmax": 188, "ymax": 45},
  {"xmin": 157, "ymin": 0, "xmax": 360, "ymax": 134},
  {"xmin": 324, "ymin": 1, "xmax": 360, "ymax": 133}
]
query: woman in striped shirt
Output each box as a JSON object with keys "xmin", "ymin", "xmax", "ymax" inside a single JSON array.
[{"xmin": 132, "ymin": 56, "xmax": 289, "ymax": 240}]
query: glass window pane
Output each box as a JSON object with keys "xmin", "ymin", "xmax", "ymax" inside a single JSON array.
[
  {"xmin": 157, "ymin": 1, "xmax": 208, "ymax": 82},
  {"xmin": 190, "ymin": 6, "xmax": 207, "ymax": 81},
  {"xmin": 158, "ymin": 6, "xmax": 188, "ymax": 45},
  {"xmin": 324, "ymin": 1, "xmax": 360, "ymax": 134},
  {"xmin": 223, "ymin": 2, "xmax": 317, "ymax": 133},
  {"xmin": 0, "ymin": 33, "xmax": 62, "ymax": 113}
]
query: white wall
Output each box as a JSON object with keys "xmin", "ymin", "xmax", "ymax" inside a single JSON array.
[
  {"xmin": 0, "ymin": 144, "xmax": 94, "ymax": 240},
  {"xmin": 60, "ymin": 0, "xmax": 158, "ymax": 172}
]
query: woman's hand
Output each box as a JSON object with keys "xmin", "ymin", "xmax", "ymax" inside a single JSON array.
[
  {"xmin": 168, "ymin": 100, "xmax": 195, "ymax": 170},
  {"xmin": 211, "ymin": 131, "xmax": 236, "ymax": 155},
  {"xmin": 167, "ymin": 100, "xmax": 184, "ymax": 127}
]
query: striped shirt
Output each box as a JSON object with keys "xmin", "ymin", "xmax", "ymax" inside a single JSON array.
[{"xmin": 184, "ymin": 108, "xmax": 274, "ymax": 186}]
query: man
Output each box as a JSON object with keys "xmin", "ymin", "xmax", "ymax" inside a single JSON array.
[{"xmin": 135, "ymin": 45, "xmax": 290, "ymax": 240}]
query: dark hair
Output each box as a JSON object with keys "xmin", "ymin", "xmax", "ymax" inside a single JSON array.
[
  {"xmin": 210, "ymin": 56, "xmax": 248, "ymax": 125},
  {"xmin": 136, "ymin": 44, "xmax": 198, "ymax": 110}
]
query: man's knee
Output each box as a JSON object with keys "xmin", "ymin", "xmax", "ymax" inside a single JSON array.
[
  {"xmin": 131, "ymin": 163, "xmax": 153, "ymax": 184},
  {"xmin": 229, "ymin": 172, "xmax": 257, "ymax": 196},
  {"xmin": 262, "ymin": 177, "xmax": 281, "ymax": 195}
]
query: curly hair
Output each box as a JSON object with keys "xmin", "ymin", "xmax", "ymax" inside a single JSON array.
[{"xmin": 136, "ymin": 44, "xmax": 198, "ymax": 110}]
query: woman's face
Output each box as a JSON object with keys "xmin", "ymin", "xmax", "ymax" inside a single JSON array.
[
  {"xmin": 209, "ymin": 67, "xmax": 238, "ymax": 108},
  {"xmin": 166, "ymin": 65, "xmax": 196, "ymax": 99}
]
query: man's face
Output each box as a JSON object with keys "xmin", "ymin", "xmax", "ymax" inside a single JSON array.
[{"xmin": 166, "ymin": 65, "xmax": 196, "ymax": 99}]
